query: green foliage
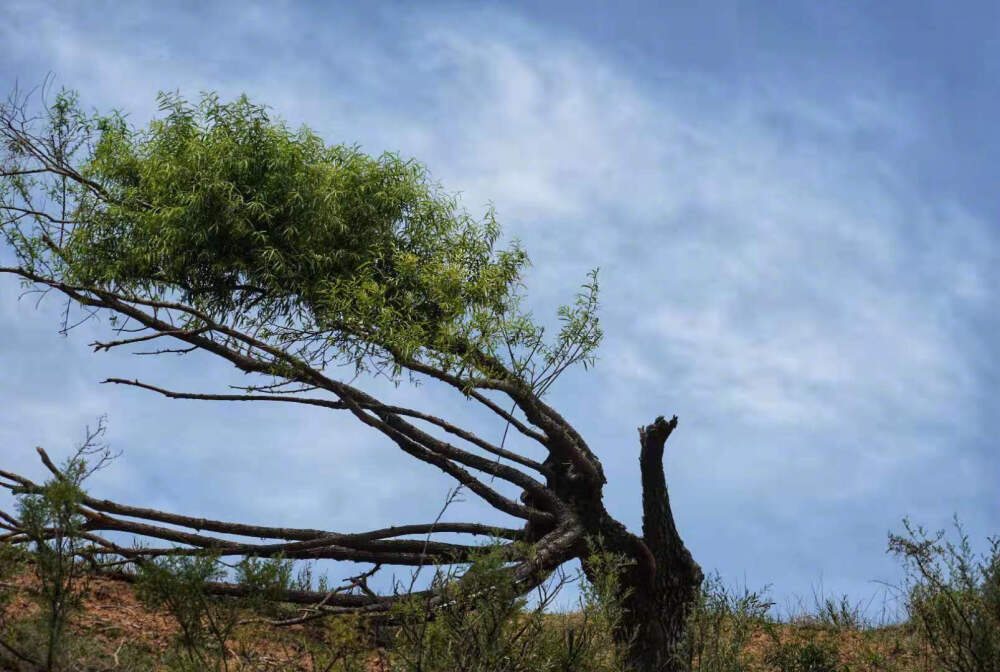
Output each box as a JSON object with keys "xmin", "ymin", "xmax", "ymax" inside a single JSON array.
[
  {"xmin": 5, "ymin": 523, "xmax": 997, "ymax": 671},
  {"xmin": 17, "ymin": 457, "xmax": 91, "ymax": 669},
  {"xmin": 0, "ymin": 541, "xmax": 28, "ymax": 608},
  {"xmin": 134, "ymin": 552, "xmax": 229, "ymax": 668},
  {"xmin": 2, "ymin": 89, "xmax": 602, "ymax": 393},
  {"xmin": 763, "ymin": 637, "xmax": 842, "ymax": 672},
  {"xmin": 16, "ymin": 484, "xmax": 82, "ymax": 669},
  {"xmin": 389, "ymin": 543, "xmax": 629, "ymax": 672},
  {"xmin": 134, "ymin": 552, "xmax": 296, "ymax": 671},
  {"xmin": 0, "ymin": 541, "xmax": 31, "ymax": 665},
  {"xmin": 785, "ymin": 588, "xmax": 886, "ymax": 633},
  {"xmin": 678, "ymin": 572, "xmax": 774, "ymax": 672},
  {"xmin": 813, "ymin": 595, "xmax": 870, "ymax": 633},
  {"xmin": 0, "ymin": 418, "xmax": 116, "ymax": 671},
  {"xmin": 571, "ymin": 547, "xmax": 633, "ymax": 670},
  {"xmin": 234, "ymin": 554, "xmax": 295, "ymax": 616},
  {"xmin": 888, "ymin": 516, "xmax": 1000, "ymax": 672},
  {"xmin": 298, "ymin": 613, "xmax": 373, "ymax": 672}
]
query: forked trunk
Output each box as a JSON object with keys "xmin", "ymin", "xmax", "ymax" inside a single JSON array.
[{"xmin": 595, "ymin": 415, "xmax": 703, "ymax": 672}]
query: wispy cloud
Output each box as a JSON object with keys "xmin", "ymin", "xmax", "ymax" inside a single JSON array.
[{"xmin": 1, "ymin": 2, "xmax": 995, "ymax": 605}]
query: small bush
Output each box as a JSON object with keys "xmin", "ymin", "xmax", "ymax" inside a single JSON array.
[
  {"xmin": 388, "ymin": 542, "xmax": 630, "ymax": 672},
  {"xmin": 678, "ymin": 571, "xmax": 774, "ymax": 672},
  {"xmin": 888, "ymin": 516, "xmax": 1000, "ymax": 672},
  {"xmin": 3, "ymin": 418, "xmax": 115, "ymax": 671},
  {"xmin": 764, "ymin": 636, "xmax": 842, "ymax": 672},
  {"xmin": 815, "ymin": 594, "xmax": 869, "ymax": 632},
  {"xmin": 134, "ymin": 552, "xmax": 300, "ymax": 671}
]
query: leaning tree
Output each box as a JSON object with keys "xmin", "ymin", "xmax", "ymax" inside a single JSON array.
[{"xmin": 0, "ymin": 87, "xmax": 702, "ymax": 671}]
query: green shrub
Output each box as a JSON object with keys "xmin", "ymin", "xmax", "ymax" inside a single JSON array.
[
  {"xmin": 764, "ymin": 636, "xmax": 842, "ymax": 672},
  {"xmin": 678, "ymin": 571, "xmax": 773, "ymax": 672},
  {"xmin": 814, "ymin": 594, "xmax": 870, "ymax": 632},
  {"xmin": 134, "ymin": 552, "xmax": 297, "ymax": 671},
  {"xmin": 6, "ymin": 419, "xmax": 114, "ymax": 671},
  {"xmin": 388, "ymin": 542, "xmax": 630, "ymax": 672},
  {"xmin": 888, "ymin": 516, "xmax": 1000, "ymax": 672}
]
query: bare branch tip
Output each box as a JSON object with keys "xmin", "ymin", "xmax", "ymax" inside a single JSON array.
[{"xmin": 35, "ymin": 446, "xmax": 62, "ymax": 478}]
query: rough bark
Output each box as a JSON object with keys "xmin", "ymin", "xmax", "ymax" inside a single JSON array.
[{"xmin": 606, "ymin": 415, "xmax": 703, "ymax": 672}]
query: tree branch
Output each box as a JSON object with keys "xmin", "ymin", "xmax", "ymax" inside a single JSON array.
[
  {"xmin": 0, "ymin": 268, "xmax": 557, "ymax": 519},
  {"xmin": 90, "ymin": 327, "xmax": 210, "ymax": 352},
  {"xmin": 102, "ymin": 378, "xmax": 546, "ymax": 473},
  {"xmin": 76, "ymin": 511, "xmax": 491, "ymax": 565}
]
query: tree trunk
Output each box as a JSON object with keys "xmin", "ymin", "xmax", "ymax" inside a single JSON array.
[{"xmin": 609, "ymin": 415, "xmax": 703, "ymax": 672}]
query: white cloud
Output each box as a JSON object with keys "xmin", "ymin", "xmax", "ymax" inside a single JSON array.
[{"xmin": 1, "ymin": 2, "xmax": 996, "ymax": 605}]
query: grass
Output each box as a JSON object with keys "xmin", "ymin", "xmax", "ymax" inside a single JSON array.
[
  {"xmin": 1, "ymin": 453, "xmax": 996, "ymax": 671},
  {"xmin": 0, "ymin": 533, "xmax": 995, "ymax": 672}
]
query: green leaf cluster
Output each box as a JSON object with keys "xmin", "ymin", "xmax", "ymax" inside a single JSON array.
[
  {"xmin": 2, "ymin": 90, "xmax": 602, "ymax": 390},
  {"xmin": 14, "ymin": 456, "xmax": 90, "ymax": 669}
]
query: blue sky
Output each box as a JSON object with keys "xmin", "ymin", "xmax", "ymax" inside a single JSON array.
[{"xmin": 1, "ymin": 1, "xmax": 997, "ymax": 617}]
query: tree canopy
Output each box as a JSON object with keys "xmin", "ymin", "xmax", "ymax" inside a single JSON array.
[{"xmin": 3, "ymin": 89, "xmax": 601, "ymax": 392}]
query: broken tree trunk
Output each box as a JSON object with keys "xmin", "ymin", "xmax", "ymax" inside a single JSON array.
[{"xmin": 592, "ymin": 415, "xmax": 703, "ymax": 672}]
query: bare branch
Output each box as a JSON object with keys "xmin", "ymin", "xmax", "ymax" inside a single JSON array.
[
  {"xmin": 104, "ymin": 377, "xmax": 547, "ymax": 473},
  {"xmin": 77, "ymin": 510, "xmax": 490, "ymax": 565},
  {"xmin": 0, "ymin": 204, "xmax": 79, "ymax": 226},
  {"xmin": 81, "ymin": 493, "xmax": 524, "ymax": 542},
  {"xmin": 241, "ymin": 564, "xmax": 383, "ymax": 627},
  {"xmin": 2, "ymin": 270, "xmax": 557, "ymax": 504},
  {"xmin": 90, "ymin": 327, "xmax": 209, "ymax": 352},
  {"xmin": 0, "ymin": 168, "xmax": 49, "ymax": 177},
  {"xmin": 398, "ymin": 351, "xmax": 604, "ymax": 486}
]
